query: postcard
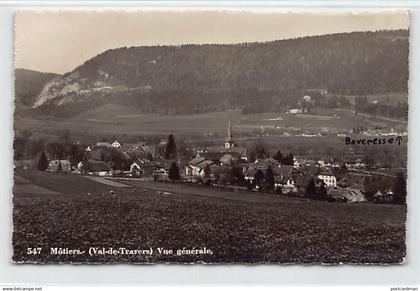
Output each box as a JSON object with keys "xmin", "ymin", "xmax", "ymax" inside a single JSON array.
[{"xmin": 13, "ymin": 9, "xmax": 409, "ymax": 264}]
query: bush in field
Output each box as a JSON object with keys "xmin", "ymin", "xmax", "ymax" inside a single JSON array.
[
  {"xmin": 37, "ymin": 151, "xmax": 49, "ymax": 171},
  {"xmin": 305, "ymin": 178, "xmax": 316, "ymax": 197},
  {"xmin": 168, "ymin": 162, "xmax": 181, "ymax": 180},
  {"xmin": 273, "ymin": 150, "xmax": 283, "ymax": 163},
  {"xmin": 230, "ymin": 166, "xmax": 247, "ymax": 186},
  {"xmin": 282, "ymin": 154, "xmax": 295, "ymax": 166},
  {"xmin": 253, "ymin": 170, "xmax": 264, "ymax": 188},
  {"xmin": 318, "ymin": 182, "xmax": 327, "ymax": 197},
  {"xmin": 265, "ymin": 166, "xmax": 275, "ymax": 191}
]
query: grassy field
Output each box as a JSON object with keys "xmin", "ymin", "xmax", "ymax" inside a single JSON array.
[
  {"xmin": 15, "ymin": 107, "xmax": 406, "ymax": 140},
  {"xmin": 13, "ymin": 170, "xmax": 406, "ymax": 264}
]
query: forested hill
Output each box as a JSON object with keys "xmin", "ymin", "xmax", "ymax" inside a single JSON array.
[
  {"xmin": 30, "ymin": 30, "xmax": 408, "ymax": 117},
  {"xmin": 15, "ymin": 69, "xmax": 60, "ymax": 111}
]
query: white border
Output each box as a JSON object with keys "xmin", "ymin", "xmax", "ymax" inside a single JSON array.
[{"xmin": 1, "ymin": 1, "xmax": 419, "ymax": 286}]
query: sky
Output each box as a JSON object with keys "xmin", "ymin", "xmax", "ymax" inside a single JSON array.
[{"xmin": 15, "ymin": 9, "xmax": 409, "ymax": 74}]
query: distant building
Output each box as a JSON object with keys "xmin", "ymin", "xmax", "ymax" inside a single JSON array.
[
  {"xmin": 86, "ymin": 160, "xmax": 112, "ymax": 176},
  {"xmin": 112, "ymin": 140, "xmax": 121, "ymax": 149},
  {"xmin": 288, "ymin": 108, "xmax": 303, "ymax": 114},
  {"xmin": 130, "ymin": 162, "xmax": 143, "ymax": 176},
  {"xmin": 153, "ymin": 168, "xmax": 169, "ymax": 181},
  {"xmin": 303, "ymin": 95, "xmax": 311, "ymax": 102},
  {"xmin": 328, "ymin": 188, "xmax": 366, "ymax": 203}
]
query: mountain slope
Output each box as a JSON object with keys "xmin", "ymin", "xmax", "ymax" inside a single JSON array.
[
  {"xmin": 29, "ymin": 30, "xmax": 409, "ymax": 117},
  {"xmin": 15, "ymin": 69, "xmax": 60, "ymax": 111}
]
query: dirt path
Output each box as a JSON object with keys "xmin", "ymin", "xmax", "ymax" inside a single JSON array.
[{"xmin": 83, "ymin": 176, "xmax": 132, "ymax": 188}]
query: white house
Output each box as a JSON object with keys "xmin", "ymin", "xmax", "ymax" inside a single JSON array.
[
  {"xmin": 130, "ymin": 162, "xmax": 143, "ymax": 176},
  {"xmin": 303, "ymin": 95, "xmax": 311, "ymax": 102},
  {"xmin": 185, "ymin": 155, "xmax": 216, "ymax": 177},
  {"xmin": 317, "ymin": 168, "xmax": 337, "ymax": 187},
  {"xmin": 288, "ymin": 108, "xmax": 303, "ymax": 114},
  {"xmin": 112, "ymin": 140, "xmax": 121, "ymax": 149}
]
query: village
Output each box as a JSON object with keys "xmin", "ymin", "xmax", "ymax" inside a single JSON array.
[{"xmin": 14, "ymin": 118, "xmax": 406, "ymax": 204}]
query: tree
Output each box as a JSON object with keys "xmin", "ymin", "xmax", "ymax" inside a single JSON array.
[
  {"xmin": 256, "ymin": 145, "xmax": 267, "ymax": 160},
  {"xmin": 282, "ymin": 153, "xmax": 294, "ymax": 166},
  {"xmin": 204, "ymin": 164, "xmax": 211, "ymax": 178},
  {"xmin": 57, "ymin": 160, "xmax": 62, "ymax": 173},
  {"xmin": 253, "ymin": 170, "xmax": 264, "ymax": 188},
  {"xmin": 305, "ymin": 178, "xmax": 317, "ymax": 197},
  {"xmin": 168, "ymin": 162, "xmax": 181, "ymax": 180},
  {"xmin": 393, "ymin": 172, "xmax": 407, "ymax": 205},
  {"xmin": 273, "ymin": 150, "xmax": 284, "ymax": 163},
  {"xmin": 249, "ymin": 151, "xmax": 257, "ymax": 163},
  {"xmin": 165, "ymin": 134, "xmax": 177, "ymax": 160},
  {"xmin": 318, "ymin": 182, "xmax": 327, "ymax": 196},
  {"xmin": 37, "ymin": 151, "xmax": 49, "ymax": 171},
  {"xmin": 265, "ymin": 166, "xmax": 275, "ymax": 191},
  {"xmin": 230, "ymin": 166, "xmax": 246, "ymax": 186}
]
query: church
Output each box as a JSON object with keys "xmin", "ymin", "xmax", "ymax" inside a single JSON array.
[
  {"xmin": 199, "ymin": 119, "xmax": 248, "ymax": 161},
  {"xmin": 185, "ymin": 119, "xmax": 248, "ymax": 177}
]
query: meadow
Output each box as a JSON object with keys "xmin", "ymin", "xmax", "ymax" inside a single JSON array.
[
  {"xmin": 13, "ymin": 170, "xmax": 406, "ymax": 264},
  {"xmin": 15, "ymin": 106, "xmax": 406, "ymax": 140}
]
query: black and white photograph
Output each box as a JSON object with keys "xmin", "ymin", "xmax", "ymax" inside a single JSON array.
[{"xmin": 12, "ymin": 9, "xmax": 409, "ymax": 264}]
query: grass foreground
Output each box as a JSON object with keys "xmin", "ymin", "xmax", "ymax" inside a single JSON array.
[{"xmin": 12, "ymin": 170, "xmax": 406, "ymax": 264}]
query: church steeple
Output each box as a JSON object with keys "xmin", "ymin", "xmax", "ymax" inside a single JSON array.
[{"xmin": 224, "ymin": 118, "xmax": 235, "ymax": 149}]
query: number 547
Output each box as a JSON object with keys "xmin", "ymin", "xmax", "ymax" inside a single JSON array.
[{"xmin": 27, "ymin": 247, "xmax": 41, "ymax": 255}]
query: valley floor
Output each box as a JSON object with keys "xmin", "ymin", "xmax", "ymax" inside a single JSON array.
[{"xmin": 12, "ymin": 170, "xmax": 406, "ymax": 264}]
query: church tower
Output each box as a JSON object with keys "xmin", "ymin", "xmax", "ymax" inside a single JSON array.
[{"xmin": 224, "ymin": 119, "xmax": 235, "ymax": 149}]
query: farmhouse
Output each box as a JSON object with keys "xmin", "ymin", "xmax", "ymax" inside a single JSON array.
[
  {"xmin": 317, "ymin": 168, "xmax": 337, "ymax": 187},
  {"xmin": 86, "ymin": 160, "xmax": 112, "ymax": 176},
  {"xmin": 185, "ymin": 155, "xmax": 217, "ymax": 177},
  {"xmin": 153, "ymin": 168, "xmax": 169, "ymax": 181},
  {"xmin": 274, "ymin": 165, "xmax": 298, "ymax": 192},
  {"xmin": 130, "ymin": 162, "xmax": 143, "ymax": 176},
  {"xmin": 328, "ymin": 188, "xmax": 367, "ymax": 203},
  {"xmin": 120, "ymin": 142, "xmax": 155, "ymax": 160}
]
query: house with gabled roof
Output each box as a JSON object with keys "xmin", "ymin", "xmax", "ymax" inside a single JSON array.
[
  {"xmin": 112, "ymin": 140, "xmax": 121, "ymax": 149},
  {"xmin": 317, "ymin": 167, "xmax": 337, "ymax": 187},
  {"xmin": 273, "ymin": 165, "xmax": 298, "ymax": 192},
  {"xmin": 185, "ymin": 155, "xmax": 218, "ymax": 177}
]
